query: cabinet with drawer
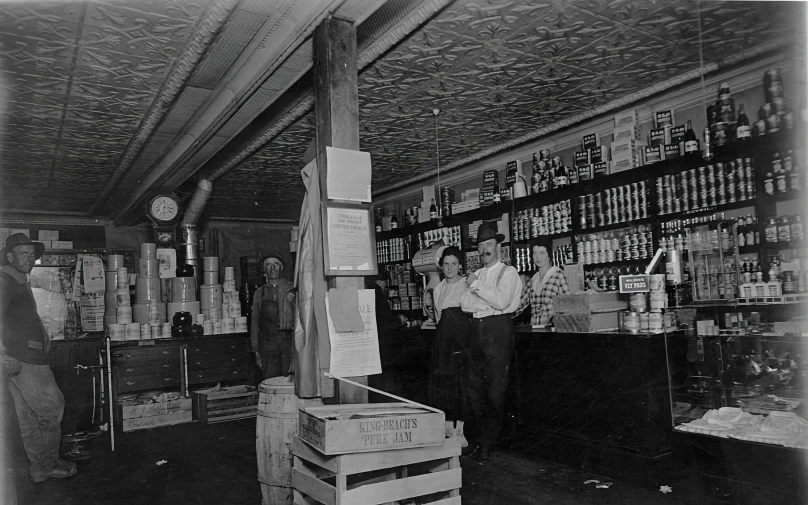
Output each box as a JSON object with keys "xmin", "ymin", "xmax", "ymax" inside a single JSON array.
[{"xmin": 108, "ymin": 334, "xmax": 253, "ymax": 430}]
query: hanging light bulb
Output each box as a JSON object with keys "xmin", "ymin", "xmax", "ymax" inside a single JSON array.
[{"xmin": 433, "ymin": 108, "xmax": 443, "ymax": 228}]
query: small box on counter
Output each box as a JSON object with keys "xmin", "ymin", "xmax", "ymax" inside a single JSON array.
[
  {"xmin": 664, "ymin": 143, "xmax": 682, "ymax": 159},
  {"xmin": 37, "ymin": 230, "xmax": 59, "ymax": 241},
  {"xmin": 614, "ymin": 109, "xmax": 639, "ymax": 129},
  {"xmin": 588, "ymin": 146, "xmax": 604, "ymax": 164},
  {"xmin": 578, "ymin": 165, "xmax": 592, "ymax": 182},
  {"xmin": 592, "ymin": 162, "xmax": 610, "ymax": 178},
  {"xmin": 574, "ymin": 151, "xmax": 590, "ymax": 167},
  {"xmin": 649, "ymin": 128, "xmax": 666, "ymax": 147},
  {"xmin": 51, "ymin": 240, "xmax": 73, "ymax": 249},
  {"xmin": 670, "ymin": 125, "xmax": 686, "ymax": 144},
  {"xmin": 613, "ymin": 124, "xmax": 640, "ymax": 142},
  {"xmin": 36, "ymin": 241, "xmax": 51, "ymax": 250},
  {"xmin": 482, "ymin": 170, "xmax": 498, "ymax": 189},
  {"xmin": 644, "ymin": 145, "xmax": 663, "ymax": 164},
  {"xmin": 298, "ymin": 403, "xmax": 445, "ymax": 455},
  {"xmin": 505, "ymin": 160, "xmax": 520, "ymax": 187},
  {"xmin": 582, "ymin": 133, "xmax": 598, "ymax": 150},
  {"xmin": 655, "ymin": 110, "xmax": 674, "ymax": 128}
]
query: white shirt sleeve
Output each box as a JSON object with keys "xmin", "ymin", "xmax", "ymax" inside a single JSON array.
[{"xmin": 470, "ymin": 266, "xmax": 522, "ymax": 312}]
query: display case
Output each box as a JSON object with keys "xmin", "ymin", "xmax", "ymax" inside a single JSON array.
[{"xmin": 684, "ymin": 219, "xmax": 741, "ymax": 302}]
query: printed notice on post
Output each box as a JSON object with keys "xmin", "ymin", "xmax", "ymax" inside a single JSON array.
[
  {"xmin": 326, "ymin": 289, "xmax": 381, "ymax": 377},
  {"xmin": 326, "ymin": 207, "xmax": 371, "ymax": 271}
]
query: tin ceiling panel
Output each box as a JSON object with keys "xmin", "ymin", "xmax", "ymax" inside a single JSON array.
[
  {"xmin": 0, "ymin": 0, "xmax": 211, "ymax": 214},
  {"xmin": 207, "ymin": 0, "xmax": 797, "ymax": 219}
]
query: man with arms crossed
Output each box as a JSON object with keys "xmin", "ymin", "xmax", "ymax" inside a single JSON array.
[{"xmin": 460, "ymin": 222, "xmax": 522, "ymax": 464}]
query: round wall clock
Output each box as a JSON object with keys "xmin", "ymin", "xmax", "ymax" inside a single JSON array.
[{"xmin": 148, "ymin": 194, "xmax": 180, "ymax": 223}]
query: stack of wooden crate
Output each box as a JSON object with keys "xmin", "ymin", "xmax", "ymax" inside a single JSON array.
[{"xmin": 291, "ymin": 403, "xmax": 461, "ymax": 505}]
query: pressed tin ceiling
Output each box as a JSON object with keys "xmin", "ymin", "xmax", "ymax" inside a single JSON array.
[{"xmin": 0, "ymin": 0, "xmax": 803, "ymax": 223}]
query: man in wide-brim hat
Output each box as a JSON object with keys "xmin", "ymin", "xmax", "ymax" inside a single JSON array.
[
  {"xmin": 459, "ymin": 221, "xmax": 523, "ymax": 464},
  {"xmin": 0, "ymin": 233, "xmax": 77, "ymax": 482}
]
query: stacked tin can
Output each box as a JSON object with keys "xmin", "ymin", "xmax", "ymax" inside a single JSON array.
[
  {"xmin": 656, "ymin": 158, "xmax": 755, "ymax": 215},
  {"xmin": 440, "ymin": 187, "xmax": 454, "ymax": 217},
  {"xmin": 621, "ymin": 274, "xmax": 667, "ymax": 334},
  {"xmin": 579, "ymin": 181, "xmax": 647, "ymax": 230}
]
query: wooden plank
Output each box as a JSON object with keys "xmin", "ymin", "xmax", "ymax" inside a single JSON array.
[
  {"xmin": 207, "ymin": 412, "xmax": 257, "ymax": 423},
  {"xmin": 207, "ymin": 406, "xmax": 257, "ymax": 417},
  {"xmin": 341, "ymin": 468, "xmax": 461, "ymax": 505},
  {"xmin": 423, "ymin": 497, "xmax": 461, "ymax": 505},
  {"xmin": 292, "ymin": 468, "xmax": 336, "ymax": 505},
  {"xmin": 294, "ymin": 488, "xmax": 323, "ymax": 505},
  {"xmin": 294, "ymin": 455, "xmax": 337, "ymax": 480},
  {"xmin": 339, "ymin": 439, "xmax": 460, "ymax": 475},
  {"xmin": 292, "ymin": 437, "xmax": 341, "ymax": 474}
]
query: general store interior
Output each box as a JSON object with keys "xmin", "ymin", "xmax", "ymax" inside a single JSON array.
[{"xmin": 0, "ymin": 1, "xmax": 807, "ymax": 504}]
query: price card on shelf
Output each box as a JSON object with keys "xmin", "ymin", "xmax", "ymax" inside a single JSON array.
[{"xmin": 619, "ymin": 275, "xmax": 651, "ymax": 293}]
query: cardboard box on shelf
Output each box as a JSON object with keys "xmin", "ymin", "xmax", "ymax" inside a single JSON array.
[
  {"xmin": 50, "ymin": 241, "xmax": 73, "ymax": 249},
  {"xmin": 582, "ymin": 133, "xmax": 598, "ymax": 150},
  {"xmin": 37, "ymin": 230, "xmax": 59, "ymax": 241},
  {"xmin": 614, "ymin": 109, "xmax": 639, "ymax": 129}
]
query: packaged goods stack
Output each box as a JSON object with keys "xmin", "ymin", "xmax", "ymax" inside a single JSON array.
[
  {"xmin": 222, "ymin": 266, "xmax": 246, "ymax": 333},
  {"xmin": 200, "ymin": 256, "xmax": 222, "ymax": 335},
  {"xmin": 104, "ymin": 254, "xmax": 128, "ymax": 341},
  {"xmin": 575, "ymin": 133, "xmax": 609, "ymax": 182},
  {"xmin": 132, "ymin": 243, "xmax": 167, "ymax": 339},
  {"xmin": 611, "ymin": 109, "xmax": 643, "ymax": 173}
]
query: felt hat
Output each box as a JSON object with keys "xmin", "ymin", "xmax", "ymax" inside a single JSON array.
[
  {"xmin": 1, "ymin": 233, "xmax": 45, "ymax": 265},
  {"xmin": 261, "ymin": 253, "xmax": 285, "ymax": 268},
  {"xmin": 474, "ymin": 221, "xmax": 505, "ymax": 245}
]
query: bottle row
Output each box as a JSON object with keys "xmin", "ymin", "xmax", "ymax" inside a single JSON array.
[
  {"xmin": 377, "ymin": 237, "xmax": 412, "ymax": 264},
  {"xmin": 763, "ymin": 215, "xmax": 804, "ymax": 244},
  {"xmin": 763, "ymin": 150, "xmax": 802, "ymax": 195},
  {"xmin": 656, "ymin": 158, "xmax": 756, "ymax": 216},
  {"xmin": 577, "ymin": 181, "xmax": 649, "ymax": 230},
  {"xmin": 417, "ymin": 226, "xmax": 461, "ymax": 250}
]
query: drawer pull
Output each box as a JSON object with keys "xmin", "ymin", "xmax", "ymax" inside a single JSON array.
[
  {"xmin": 162, "ymin": 364, "xmax": 171, "ymax": 368},
  {"xmin": 163, "ymin": 377, "xmax": 173, "ymax": 383},
  {"xmin": 113, "ymin": 353, "xmax": 123, "ymax": 357},
  {"xmin": 162, "ymin": 350, "xmax": 170, "ymax": 355},
  {"xmin": 125, "ymin": 368, "xmax": 136, "ymax": 373},
  {"xmin": 197, "ymin": 374, "xmax": 203, "ymax": 378},
  {"xmin": 126, "ymin": 381, "xmax": 135, "ymax": 386}
]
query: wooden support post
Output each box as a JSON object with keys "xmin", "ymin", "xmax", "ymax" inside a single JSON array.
[{"xmin": 314, "ymin": 16, "xmax": 368, "ymax": 404}]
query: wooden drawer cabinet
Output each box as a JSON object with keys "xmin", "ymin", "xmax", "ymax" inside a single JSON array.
[
  {"xmin": 107, "ymin": 334, "xmax": 253, "ymax": 430},
  {"xmin": 118, "ymin": 374, "xmax": 180, "ymax": 393},
  {"xmin": 188, "ymin": 366, "xmax": 250, "ymax": 385}
]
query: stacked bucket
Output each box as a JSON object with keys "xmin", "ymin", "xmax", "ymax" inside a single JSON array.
[
  {"xmin": 200, "ymin": 257, "xmax": 223, "ymax": 335},
  {"xmin": 223, "ymin": 266, "xmax": 247, "ymax": 333},
  {"xmin": 133, "ymin": 243, "xmax": 168, "ymax": 339},
  {"xmin": 104, "ymin": 254, "xmax": 131, "ymax": 341}
]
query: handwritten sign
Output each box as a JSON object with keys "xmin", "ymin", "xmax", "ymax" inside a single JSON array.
[{"xmin": 326, "ymin": 288, "xmax": 381, "ymax": 377}]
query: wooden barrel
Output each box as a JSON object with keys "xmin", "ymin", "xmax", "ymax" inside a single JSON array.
[{"xmin": 256, "ymin": 376, "xmax": 321, "ymax": 505}]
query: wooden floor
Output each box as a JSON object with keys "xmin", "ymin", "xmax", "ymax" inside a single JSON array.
[{"xmin": 6, "ymin": 419, "xmax": 722, "ymax": 505}]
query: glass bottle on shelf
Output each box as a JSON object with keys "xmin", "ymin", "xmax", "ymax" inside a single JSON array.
[
  {"xmin": 736, "ymin": 104, "xmax": 751, "ymax": 139},
  {"xmin": 684, "ymin": 120, "xmax": 700, "ymax": 154}
]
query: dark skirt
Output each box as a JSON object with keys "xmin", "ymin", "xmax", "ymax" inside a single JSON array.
[{"xmin": 428, "ymin": 307, "xmax": 470, "ymax": 420}]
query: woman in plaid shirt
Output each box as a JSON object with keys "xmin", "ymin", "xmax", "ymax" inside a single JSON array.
[{"xmin": 513, "ymin": 236, "xmax": 570, "ymax": 326}]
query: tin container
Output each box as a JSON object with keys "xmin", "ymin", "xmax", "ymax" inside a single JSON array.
[
  {"xmin": 630, "ymin": 293, "xmax": 647, "ymax": 312},
  {"xmin": 624, "ymin": 311, "xmax": 639, "ymax": 333},
  {"xmin": 649, "ymin": 312, "xmax": 663, "ymax": 333}
]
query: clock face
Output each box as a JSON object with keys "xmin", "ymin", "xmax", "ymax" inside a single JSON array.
[{"xmin": 150, "ymin": 196, "xmax": 179, "ymax": 222}]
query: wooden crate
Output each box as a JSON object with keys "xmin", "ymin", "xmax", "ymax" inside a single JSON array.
[
  {"xmin": 298, "ymin": 403, "xmax": 444, "ymax": 455},
  {"xmin": 122, "ymin": 410, "xmax": 192, "ymax": 432},
  {"xmin": 291, "ymin": 436, "xmax": 462, "ymax": 505},
  {"xmin": 193, "ymin": 387, "xmax": 258, "ymax": 424}
]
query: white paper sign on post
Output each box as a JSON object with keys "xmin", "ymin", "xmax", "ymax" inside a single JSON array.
[
  {"xmin": 325, "ymin": 288, "xmax": 381, "ymax": 377},
  {"xmin": 325, "ymin": 147, "xmax": 372, "ymax": 202}
]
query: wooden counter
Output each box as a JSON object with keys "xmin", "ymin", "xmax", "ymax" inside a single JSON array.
[{"xmin": 370, "ymin": 326, "xmax": 688, "ymax": 485}]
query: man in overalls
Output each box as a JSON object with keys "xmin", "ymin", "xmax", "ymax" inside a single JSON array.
[
  {"xmin": 460, "ymin": 222, "xmax": 522, "ymax": 464},
  {"xmin": 250, "ymin": 255, "xmax": 295, "ymax": 379}
]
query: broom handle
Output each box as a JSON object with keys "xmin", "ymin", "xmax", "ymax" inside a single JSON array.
[{"xmin": 324, "ymin": 372, "xmax": 443, "ymax": 414}]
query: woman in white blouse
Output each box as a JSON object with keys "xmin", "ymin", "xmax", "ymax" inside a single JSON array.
[{"xmin": 428, "ymin": 246, "xmax": 471, "ymax": 426}]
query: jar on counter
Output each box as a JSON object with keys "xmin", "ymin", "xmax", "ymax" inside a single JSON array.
[
  {"xmin": 783, "ymin": 271, "xmax": 796, "ymax": 294},
  {"xmin": 790, "ymin": 215, "xmax": 804, "ymax": 241},
  {"xmin": 778, "ymin": 216, "xmax": 792, "ymax": 243},
  {"xmin": 765, "ymin": 218, "xmax": 779, "ymax": 243}
]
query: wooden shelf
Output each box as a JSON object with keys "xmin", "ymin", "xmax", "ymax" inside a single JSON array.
[
  {"xmin": 659, "ymin": 198, "xmax": 756, "ymax": 221},
  {"xmin": 578, "ymin": 217, "xmax": 653, "ymax": 235},
  {"xmin": 582, "ymin": 258, "xmax": 650, "ymax": 270}
]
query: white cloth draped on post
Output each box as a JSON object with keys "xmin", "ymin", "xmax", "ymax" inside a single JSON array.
[{"xmin": 293, "ymin": 159, "xmax": 330, "ymax": 398}]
